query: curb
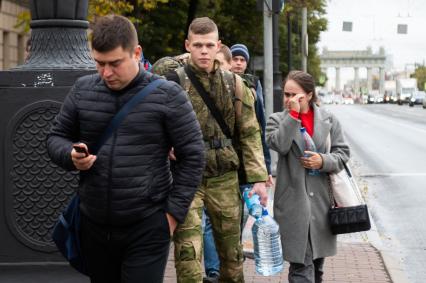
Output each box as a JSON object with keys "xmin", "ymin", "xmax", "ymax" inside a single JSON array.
[
  {"xmin": 348, "ymin": 159, "xmax": 410, "ymax": 283},
  {"xmin": 365, "ymin": 210, "xmax": 410, "ymax": 283}
]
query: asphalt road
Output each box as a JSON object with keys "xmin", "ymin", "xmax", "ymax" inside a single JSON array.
[{"xmin": 326, "ymin": 103, "xmax": 426, "ymax": 283}]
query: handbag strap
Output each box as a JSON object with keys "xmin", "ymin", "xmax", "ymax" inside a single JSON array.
[
  {"xmin": 325, "ymin": 133, "xmax": 336, "ymax": 208},
  {"xmin": 184, "ymin": 64, "xmax": 232, "ymax": 139},
  {"xmin": 92, "ymin": 78, "xmax": 164, "ymax": 155}
]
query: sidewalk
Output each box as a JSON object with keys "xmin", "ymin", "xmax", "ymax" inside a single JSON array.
[
  {"xmin": 0, "ymin": 233, "xmax": 396, "ymax": 283},
  {"xmin": 164, "ymin": 236, "xmax": 392, "ymax": 283}
]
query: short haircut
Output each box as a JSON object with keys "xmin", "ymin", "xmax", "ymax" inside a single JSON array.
[
  {"xmin": 188, "ymin": 17, "xmax": 218, "ymax": 38},
  {"xmin": 283, "ymin": 70, "xmax": 318, "ymax": 105},
  {"xmin": 91, "ymin": 15, "xmax": 138, "ymax": 53},
  {"xmin": 218, "ymin": 44, "xmax": 232, "ymax": 63}
]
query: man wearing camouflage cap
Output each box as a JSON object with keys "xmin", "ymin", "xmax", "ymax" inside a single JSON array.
[{"xmin": 153, "ymin": 17, "xmax": 268, "ymax": 283}]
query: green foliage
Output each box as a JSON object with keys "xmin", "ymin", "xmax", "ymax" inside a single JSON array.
[
  {"xmin": 280, "ymin": 0, "xmax": 328, "ymax": 81},
  {"xmin": 413, "ymin": 66, "xmax": 426, "ymax": 91},
  {"xmin": 14, "ymin": 0, "xmax": 328, "ymax": 79},
  {"xmin": 14, "ymin": 10, "xmax": 31, "ymax": 33}
]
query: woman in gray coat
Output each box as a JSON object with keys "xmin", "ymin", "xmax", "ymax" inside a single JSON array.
[{"xmin": 266, "ymin": 71, "xmax": 350, "ymax": 283}]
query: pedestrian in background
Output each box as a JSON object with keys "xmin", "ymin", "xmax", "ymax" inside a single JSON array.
[
  {"xmin": 230, "ymin": 43, "xmax": 273, "ymax": 188},
  {"xmin": 47, "ymin": 15, "xmax": 205, "ymax": 283},
  {"xmin": 266, "ymin": 70, "xmax": 350, "ymax": 283},
  {"xmin": 156, "ymin": 17, "xmax": 268, "ymax": 283}
]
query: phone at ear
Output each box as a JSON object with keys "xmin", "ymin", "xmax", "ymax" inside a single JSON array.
[{"xmin": 73, "ymin": 145, "xmax": 89, "ymax": 157}]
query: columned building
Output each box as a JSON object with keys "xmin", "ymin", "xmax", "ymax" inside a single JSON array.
[
  {"xmin": 0, "ymin": 0, "xmax": 29, "ymax": 70},
  {"xmin": 320, "ymin": 47, "xmax": 387, "ymax": 96}
]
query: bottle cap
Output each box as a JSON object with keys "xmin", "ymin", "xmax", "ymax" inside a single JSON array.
[
  {"xmin": 262, "ymin": 208, "xmax": 269, "ymax": 216},
  {"xmin": 300, "ymin": 127, "xmax": 306, "ymax": 133}
]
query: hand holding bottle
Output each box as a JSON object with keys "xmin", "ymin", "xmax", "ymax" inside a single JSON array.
[{"xmin": 300, "ymin": 151, "xmax": 323, "ymax": 170}]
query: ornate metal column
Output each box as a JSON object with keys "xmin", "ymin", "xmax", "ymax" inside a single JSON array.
[
  {"xmin": 0, "ymin": 0, "xmax": 95, "ymax": 266},
  {"xmin": 14, "ymin": 0, "xmax": 94, "ymax": 70}
]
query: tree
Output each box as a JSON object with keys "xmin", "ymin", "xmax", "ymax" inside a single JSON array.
[
  {"xmin": 413, "ymin": 66, "xmax": 426, "ymax": 91},
  {"xmin": 280, "ymin": 0, "xmax": 328, "ymax": 82},
  {"xmin": 16, "ymin": 0, "xmax": 328, "ymax": 78}
]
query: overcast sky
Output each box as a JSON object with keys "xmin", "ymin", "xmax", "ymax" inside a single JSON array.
[{"xmin": 317, "ymin": 0, "xmax": 426, "ymax": 86}]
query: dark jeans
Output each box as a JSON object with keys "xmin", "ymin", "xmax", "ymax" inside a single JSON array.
[
  {"xmin": 288, "ymin": 238, "xmax": 324, "ymax": 283},
  {"xmin": 80, "ymin": 210, "xmax": 171, "ymax": 283}
]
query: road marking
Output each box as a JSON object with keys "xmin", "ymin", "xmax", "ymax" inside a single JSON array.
[
  {"xmin": 365, "ymin": 110, "xmax": 426, "ymax": 135},
  {"xmin": 360, "ymin": 173, "xmax": 426, "ymax": 177}
]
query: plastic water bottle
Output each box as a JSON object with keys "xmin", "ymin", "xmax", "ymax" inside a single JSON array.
[
  {"xmin": 243, "ymin": 187, "xmax": 262, "ymax": 219},
  {"xmin": 252, "ymin": 209, "xmax": 284, "ymax": 276},
  {"xmin": 300, "ymin": 127, "xmax": 320, "ymax": 176}
]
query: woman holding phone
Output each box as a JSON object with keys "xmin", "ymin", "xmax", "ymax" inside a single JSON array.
[{"xmin": 266, "ymin": 70, "xmax": 350, "ymax": 283}]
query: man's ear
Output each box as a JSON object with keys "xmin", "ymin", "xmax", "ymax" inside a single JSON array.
[
  {"xmin": 134, "ymin": 45, "xmax": 142, "ymax": 61},
  {"xmin": 185, "ymin": 39, "xmax": 191, "ymax": 52},
  {"xmin": 217, "ymin": 40, "xmax": 222, "ymax": 50}
]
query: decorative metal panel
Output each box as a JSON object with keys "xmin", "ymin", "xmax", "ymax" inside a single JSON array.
[{"xmin": 4, "ymin": 100, "xmax": 79, "ymax": 252}]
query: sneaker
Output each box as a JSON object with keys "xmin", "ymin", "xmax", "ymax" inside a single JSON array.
[{"xmin": 203, "ymin": 271, "xmax": 219, "ymax": 283}]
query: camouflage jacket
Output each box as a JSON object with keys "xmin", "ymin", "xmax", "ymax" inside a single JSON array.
[{"xmin": 172, "ymin": 60, "xmax": 267, "ymax": 182}]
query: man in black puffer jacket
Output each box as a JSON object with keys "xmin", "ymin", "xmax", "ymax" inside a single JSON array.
[{"xmin": 47, "ymin": 15, "xmax": 205, "ymax": 283}]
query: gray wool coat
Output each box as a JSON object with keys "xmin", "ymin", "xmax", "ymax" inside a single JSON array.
[{"xmin": 266, "ymin": 105, "xmax": 350, "ymax": 264}]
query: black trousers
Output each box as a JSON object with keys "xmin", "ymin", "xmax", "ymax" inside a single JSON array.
[
  {"xmin": 80, "ymin": 210, "xmax": 171, "ymax": 283},
  {"xmin": 288, "ymin": 236, "xmax": 324, "ymax": 283}
]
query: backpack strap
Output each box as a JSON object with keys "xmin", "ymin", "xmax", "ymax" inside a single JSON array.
[
  {"xmin": 184, "ymin": 65, "xmax": 233, "ymax": 139},
  {"xmin": 91, "ymin": 79, "xmax": 164, "ymax": 154},
  {"xmin": 233, "ymin": 73, "xmax": 244, "ymax": 119},
  {"xmin": 175, "ymin": 67, "xmax": 190, "ymax": 91}
]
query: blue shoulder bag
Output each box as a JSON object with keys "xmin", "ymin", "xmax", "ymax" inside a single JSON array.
[{"xmin": 52, "ymin": 79, "xmax": 164, "ymax": 276}]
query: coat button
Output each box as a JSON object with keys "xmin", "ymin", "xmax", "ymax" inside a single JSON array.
[{"xmin": 309, "ymin": 192, "xmax": 314, "ymax": 197}]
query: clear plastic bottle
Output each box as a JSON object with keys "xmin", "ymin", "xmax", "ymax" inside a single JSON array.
[
  {"xmin": 252, "ymin": 209, "xmax": 284, "ymax": 276},
  {"xmin": 300, "ymin": 127, "xmax": 320, "ymax": 176},
  {"xmin": 243, "ymin": 187, "xmax": 263, "ymax": 219}
]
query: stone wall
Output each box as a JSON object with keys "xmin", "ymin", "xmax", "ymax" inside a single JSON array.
[{"xmin": 0, "ymin": 0, "xmax": 29, "ymax": 70}]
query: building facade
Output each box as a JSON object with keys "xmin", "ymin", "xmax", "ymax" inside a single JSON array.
[{"xmin": 0, "ymin": 0, "xmax": 29, "ymax": 70}]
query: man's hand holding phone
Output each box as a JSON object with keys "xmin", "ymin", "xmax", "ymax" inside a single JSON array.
[{"xmin": 71, "ymin": 143, "xmax": 96, "ymax": 171}]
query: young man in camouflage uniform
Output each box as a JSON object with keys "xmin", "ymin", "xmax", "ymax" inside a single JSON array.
[{"xmin": 153, "ymin": 17, "xmax": 268, "ymax": 283}]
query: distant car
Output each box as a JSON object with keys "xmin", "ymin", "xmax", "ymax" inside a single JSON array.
[
  {"xmin": 409, "ymin": 91, "xmax": 426, "ymax": 107},
  {"xmin": 320, "ymin": 95, "xmax": 333, "ymax": 104},
  {"xmin": 367, "ymin": 94, "xmax": 376, "ymax": 104},
  {"xmin": 333, "ymin": 94, "xmax": 343, "ymax": 104},
  {"xmin": 343, "ymin": 97, "xmax": 354, "ymax": 105}
]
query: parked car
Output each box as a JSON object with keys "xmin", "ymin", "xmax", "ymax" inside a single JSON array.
[
  {"xmin": 343, "ymin": 96, "xmax": 354, "ymax": 105},
  {"xmin": 409, "ymin": 91, "xmax": 426, "ymax": 107},
  {"xmin": 320, "ymin": 94, "xmax": 333, "ymax": 104}
]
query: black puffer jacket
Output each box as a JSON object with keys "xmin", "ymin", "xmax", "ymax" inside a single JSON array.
[{"xmin": 47, "ymin": 68, "xmax": 205, "ymax": 226}]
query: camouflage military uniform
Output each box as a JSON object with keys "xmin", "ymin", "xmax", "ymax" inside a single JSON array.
[
  {"xmin": 155, "ymin": 60, "xmax": 267, "ymax": 283},
  {"xmin": 151, "ymin": 53, "xmax": 190, "ymax": 76}
]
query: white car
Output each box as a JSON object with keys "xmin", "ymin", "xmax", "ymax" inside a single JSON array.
[{"xmin": 343, "ymin": 97, "xmax": 354, "ymax": 105}]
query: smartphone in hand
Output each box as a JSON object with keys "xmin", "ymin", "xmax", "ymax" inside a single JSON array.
[{"xmin": 73, "ymin": 145, "xmax": 89, "ymax": 157}]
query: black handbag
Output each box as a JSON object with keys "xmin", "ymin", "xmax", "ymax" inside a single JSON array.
[
  {"xmin": 52, "ymin": 79, "xmax": 164, "ymax": 275},
  {"xmin": 327, "ymin": 163, "xmax": 371, "ymax": 235}
]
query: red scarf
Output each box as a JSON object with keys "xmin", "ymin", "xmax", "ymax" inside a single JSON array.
[{"xmin": 290, "ymin": 107, "xmax": 314, "ymax": 136}]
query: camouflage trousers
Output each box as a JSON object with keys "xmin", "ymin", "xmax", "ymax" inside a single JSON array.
[{"xmin": 173, "ymin": 171, "xmax": 244, "ymax": 283}]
